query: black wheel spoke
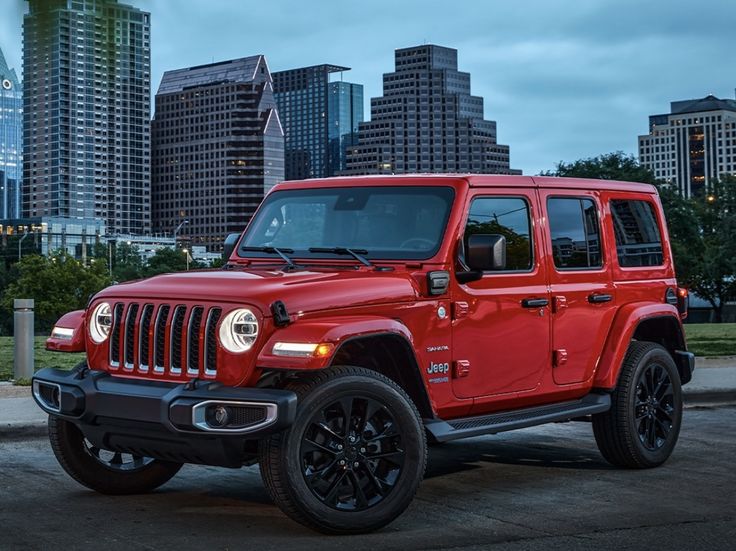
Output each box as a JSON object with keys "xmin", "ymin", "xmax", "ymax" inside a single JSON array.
[
  {"xmin": 302, "ymin": 437, "xmax": 337, "ymax": 456},
  {"xmin": 348, "ymin": 471, "xmax": 369, "ymax": 509},
  {"xmin": 301, "ymin": 393, "xmax": 406, "ymax": 512},
  {"xmin": 338, "ymin": 397, "xmax": 355, "ymax": 436}
]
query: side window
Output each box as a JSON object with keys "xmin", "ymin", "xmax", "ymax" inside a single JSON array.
[
  {"xmin": 547, "ymin": 197, "xmax": 602, "ymax": 269},
  {"xmin": 465, "ymin": 196, "xmax": 532, "ymax": 271},
  {"xmin": 610, "ymin": 200, "xmax": 664, "ymax": 267}
]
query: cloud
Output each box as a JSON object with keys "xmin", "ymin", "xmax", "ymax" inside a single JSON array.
[{"xmin": 2, "ymin": 0, "xmax": 735, "ymax": 175}]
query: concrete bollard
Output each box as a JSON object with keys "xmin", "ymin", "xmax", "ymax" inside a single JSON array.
[{"xmin": 14, "ymin": 299, "xmax": 35, "ymax": 380}]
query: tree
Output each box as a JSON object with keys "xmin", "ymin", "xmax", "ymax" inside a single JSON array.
[
  {"xmin": 661, "ymin": 177, "xmax": 736, "ymax": 322},
  {"xmin": 1, "ymin": 252, "xmax": 111, "ymax": 332},
  {"xmin": 143, "ymin": 247, "xmax": 203, "ymax": 278},
  {"xmin": 112, "ymin": 242, "xmax": 144, "ymax": 282},
  {"xmin": 541, "ymin": 151, "xmax": 658, "ymax": 184}
]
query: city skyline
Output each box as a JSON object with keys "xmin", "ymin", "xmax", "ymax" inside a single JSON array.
[{"xmin": 2, "ymin": 0, "xmax": 734, "ymax": 176}]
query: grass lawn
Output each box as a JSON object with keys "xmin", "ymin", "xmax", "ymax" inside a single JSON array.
[
  {"xmin": 0, "ymin": 336, "xmax": 84, "ymax": 382},
  {"xmin": 0, "ymin": 324, "xmax": 733, "ymax": 382},
  {"xmin": 684, "ymin": 323, "xmax": 736, "ymax": 357}
]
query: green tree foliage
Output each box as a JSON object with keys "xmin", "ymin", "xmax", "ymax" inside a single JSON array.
[
  {"xmin": 542, "ymin": 151, "xmax": 658, "ymax": 184},
  {"xmin": 544, "ymin": 152, "xmax": 736, "ymax": 322},
  {"xmin": 143, "ymin": 247, "xmax": 204, "ymax": 278},
  {"xmin": 1, "ymin": 252, "xmax": 111, "ymax": 333},
  {"xmin": 112, "ymin": 242, "xmax": 144, "ymax": 282}
]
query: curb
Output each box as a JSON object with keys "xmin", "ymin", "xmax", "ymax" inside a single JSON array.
[{"xmin": 0, "ymin": 421, "xmax": 47, "ymax": 441}]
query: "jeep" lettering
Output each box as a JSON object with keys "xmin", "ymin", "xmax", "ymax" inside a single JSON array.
[{"xmin": 427, "ymin": 362, "xmax": 450, "ymax": 375}]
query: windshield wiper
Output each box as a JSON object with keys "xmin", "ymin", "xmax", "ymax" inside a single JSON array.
[
  {"xmin": 241, "ymin": 246, "xmax": 297, "ymax": 270},
  {"xmin": 308, "ymin": 247, "xmax": 373, "ymax": 267}
]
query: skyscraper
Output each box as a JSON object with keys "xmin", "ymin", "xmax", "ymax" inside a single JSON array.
[
  {"xmin": 273, "ymin": 65, "xmax": 363, "ymax": 179},
  {"xmin": 344, "ymin": 44, "xmax": 518, "ymax": 176},
  {"xmin": 639, "ymin": 94, "xmax": 736, "ymax": 197},
  {"xmin": 22, "ymin": 0, "xmax": 151, "ymax": 233},
  {"xmin": 151, "ymin": 56, "xmax": 284, "ymax": 251},
  {"xmin": 0, "ymin": 45, "xmax": 22, "ymax": 220}
]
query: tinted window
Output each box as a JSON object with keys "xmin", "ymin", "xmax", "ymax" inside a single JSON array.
[
  {"xmin": 240, "ymin": 186, "xmax": 455, "ymax": 261},
  {"xmin": 610, "ymin": 200, "xmax": 664, "ymax": 267},
  {"xmin": 548, "ymin": 197, "xmax": 602, "ymax": 269},
  {"xmin": 465, "ymin": 197, "xmax": 532, "ymax": 271}
]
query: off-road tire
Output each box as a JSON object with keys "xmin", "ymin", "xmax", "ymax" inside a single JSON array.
[
  {"xmin": 48, "ymin": 416, "xmax": 182, "ymax": 495},
  {"xmin": 593, "ymin": 341, "xmax": 683, "ymax": 468},
  {"xmin": 259, "ymin": 365, "xmax": 427, "ymax": 534}
]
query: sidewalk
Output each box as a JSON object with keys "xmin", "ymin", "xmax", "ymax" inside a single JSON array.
[{"xmin": 2, "ymin": 362, "xmax": 735, "ymax": 439}]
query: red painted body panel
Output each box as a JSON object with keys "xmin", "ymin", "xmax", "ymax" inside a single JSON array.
[
  {"xmin": 46, "ymin": 310, "xmax": 86, "ymax": 353},
  {"xmin": 51, "ymin": 175, "xmax": 684, "ymax": 423}
]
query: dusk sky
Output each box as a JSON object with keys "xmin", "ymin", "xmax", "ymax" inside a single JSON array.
[{"xmin": 2, "ymin": 0, "xmax": 734, "ymax": 175}]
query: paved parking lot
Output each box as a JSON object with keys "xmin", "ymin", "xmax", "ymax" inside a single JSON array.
[{"xmin": 1, "ymin": 406, "xmax": 734, "ymax": 550}]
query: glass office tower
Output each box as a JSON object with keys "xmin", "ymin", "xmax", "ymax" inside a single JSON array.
[
  {"xmin": 0, "ymin": 46, "xmax": 22, "ymax": 220},
  {"xmin": 23, "ymin": 0, "xmax": 151, "ymax": 233}
]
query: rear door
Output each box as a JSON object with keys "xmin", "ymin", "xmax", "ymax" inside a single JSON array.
[{"xmin": 539, "ymin": 190, "xmax": 617, "ymax": 385}]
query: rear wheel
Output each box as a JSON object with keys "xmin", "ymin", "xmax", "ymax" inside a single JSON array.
[
  {"xmin": 259, "ymin": 366, "xmax": 427, "ymax": 534},
  {"xmin": 48, "ymin": 416, "xmax": 182, "ymax": 494},
  {"xmin": 593, "ymin": 341, "xmax": 682, "ymax": 468}
]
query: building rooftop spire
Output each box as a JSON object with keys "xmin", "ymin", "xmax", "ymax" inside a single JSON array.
[{"xmin": 0, "ymin": 44, "xmax": 21, "ymax": 87}]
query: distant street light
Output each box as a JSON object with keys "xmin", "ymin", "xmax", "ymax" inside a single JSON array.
[
  {"xmin": 18, "ymin": 231, "xmax": 29, "ymax": 261},
  {"xmin": 706, "ymin": 194, "xmax": 716, "ymax": 203},
  {"xmin": 173, "ymin": 220, "xmax": 189, "ymax": 247},
  {"xmin": 182, "ymin": 248, "xmax": 190, "ymax": 271}
]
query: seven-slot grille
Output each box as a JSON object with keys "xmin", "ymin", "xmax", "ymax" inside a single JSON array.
[{"xmin": 108, "ymin": 302, "xmax": 222, "ymax": 378}]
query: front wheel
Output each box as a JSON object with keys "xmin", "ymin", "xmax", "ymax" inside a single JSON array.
[
  {"xmin": 259, "ymin": 366, "xmax": 427, "ymax": 534},
  {"xmin": 593, "ymin": 341, "xmax": 683, "ymax": 468},
  {"xmin": 48, "ymin": 416, "xmax": 182, "ymax": 494}
]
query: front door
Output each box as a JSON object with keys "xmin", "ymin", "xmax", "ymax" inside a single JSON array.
[
  {"xmin": 539, "ymin": 190, "xmax": 617, "ymax": 385},
  {"xmin": 451, "ymin": 189, "xmax": 551, "ymax": 400}
]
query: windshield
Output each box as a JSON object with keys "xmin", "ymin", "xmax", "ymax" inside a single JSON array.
[{"xmin": 239, "ymin": 186, "xmax": 455, "ymax": 261}]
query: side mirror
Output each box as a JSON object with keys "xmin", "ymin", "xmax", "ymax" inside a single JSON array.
[
  {"xmin": 223, "ymin": 233, "xmax": 241, "ymax": 259},
  {"xmin": 466, "ymin": 234, "xmax": 506, "ymax": 272}
]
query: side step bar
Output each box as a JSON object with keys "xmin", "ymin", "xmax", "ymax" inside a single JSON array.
[{"xmin": 425, "ymin": 393, "xmax": 611, "ymax": 443}]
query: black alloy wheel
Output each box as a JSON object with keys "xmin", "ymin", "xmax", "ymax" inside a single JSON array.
[
  {"xmin": 593, "ymin": 341, "xmax": 683, "ymax": 468},
  {"xmin": 634, "ymin": 361, "xmax": 675, "ymax": 451},
  {"xmin": 259, "ymin": 365, "xmax": 427, "ymax": 534},
  {"xmin": 300, "ymin": 395, "xmax": 405, "ymax": 511}
]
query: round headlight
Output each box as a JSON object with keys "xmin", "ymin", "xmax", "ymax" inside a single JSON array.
[
  {"xmin": 219, "ymin": 308, "xmax": 259, "ymax": 353},
  {"xmin": 89, "ymin": 302, "xmax": 112, "ymax": 343}
]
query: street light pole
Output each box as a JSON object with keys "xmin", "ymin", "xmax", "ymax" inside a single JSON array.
[
  {"xmin": 18, "ymin": 231, "xmax": 29, "ymax": 261},
  {"xmin": 183, "ymin": 248, "xmax": 190, "ymax": 271},
  {"xmin": 173, "ymin": 220, "xmax": 189, "ymax": 248}
]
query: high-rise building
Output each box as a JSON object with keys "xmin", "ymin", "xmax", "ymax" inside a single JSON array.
[
  {"xmin": 22, "ymin": 0, "xmax": 151, "ymax": 233},
  {"xmin": 273, "ymin": 65, "xmax": 363, "ymax": 179},
  {"xmin": 344, "ymin": 45, "xmax": 518, "ymax": 176},
  {"xmin": 0, "ymin": 45, "xmax": 22, "ymax": 220},
  {"xmin": 151, "ymin": 56, "xmax": 284, "ymax": 251},
  {"xmin": 639, "ymin": 94, "xmax": 736, "ymax": 197}
]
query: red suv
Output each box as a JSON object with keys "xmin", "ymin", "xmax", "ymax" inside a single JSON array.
[{"xmin": 34, "ymin": 175, "xmax": 693, "ymax": 534}]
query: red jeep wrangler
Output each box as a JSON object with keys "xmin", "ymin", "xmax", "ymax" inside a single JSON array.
[{"xmin": 34, "ymin": 175, "xmax": 693, "ymax": 534}]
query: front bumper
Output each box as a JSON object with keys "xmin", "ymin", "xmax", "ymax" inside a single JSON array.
[{"xmin": 32, "ymin": 367, "xmax": 297, "ymax": 467}]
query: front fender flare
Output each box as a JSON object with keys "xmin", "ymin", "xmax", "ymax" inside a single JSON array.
[
  {"xmin": 46, "ymin": 310, "xmax": 86, "ymax": 353},
  {"xmin": 257, "ymin": 315, "xmax": 414, "ymax": 370}
]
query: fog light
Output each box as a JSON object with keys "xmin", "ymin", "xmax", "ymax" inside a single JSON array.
[{"xmin": 206, "ymin": 405, "xmax": 231, "ymax": 428}]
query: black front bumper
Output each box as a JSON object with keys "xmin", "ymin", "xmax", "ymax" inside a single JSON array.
[{"xmin": 32, "ymin": 367, "xmax": 297, "ymax": 467}]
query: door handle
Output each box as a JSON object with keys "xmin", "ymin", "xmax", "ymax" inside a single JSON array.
[
  {"xmin": 588, "ymin": 293, "xmax": 613, "ymax": 304},
  {"xmin": 521, "ymin": 298, "xmax": 549, "ymax": 308}
]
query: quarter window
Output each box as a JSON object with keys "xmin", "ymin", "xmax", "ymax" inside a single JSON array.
[
  {"xmin": 610, "ymin": 200, "xmax": 664, "ymax": 267},
  {"xmin": 547, "ymin": 197, "xmax": 602, "ymax": 269},
  {"xmin": 465, "ymin": 197, "xmax": 532, "ymax": 271}
]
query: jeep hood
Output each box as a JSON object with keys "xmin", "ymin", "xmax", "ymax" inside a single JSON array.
[{"xmin": 93, "ymin": 268, "xmax": 422, "ymax": 316}]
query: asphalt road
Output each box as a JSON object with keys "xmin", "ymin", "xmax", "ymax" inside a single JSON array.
[{"xmin": 1, "ymin": 406, "xmax": 734, "ymax": 551}]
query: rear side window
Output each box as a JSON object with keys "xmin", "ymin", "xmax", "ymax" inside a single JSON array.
[
  {"xmin": 547, "ymin": 197, "xmax": 602, "ymax": 269},
  {"xmin": 465, "ymin": 196, "xmax": 532, "ymax": 271},
  {"xmin": 610, "ymin": 200, "xmax": 664, "ymax": 267}
]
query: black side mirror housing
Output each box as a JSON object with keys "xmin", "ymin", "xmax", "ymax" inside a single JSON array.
[
  {"xmin": 466, "ymin": 234, "xmax": 507, "ymax": 272},
  {"xmin": 223, "ymin": 233, "xmax": 241, "ymax": 259}
]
